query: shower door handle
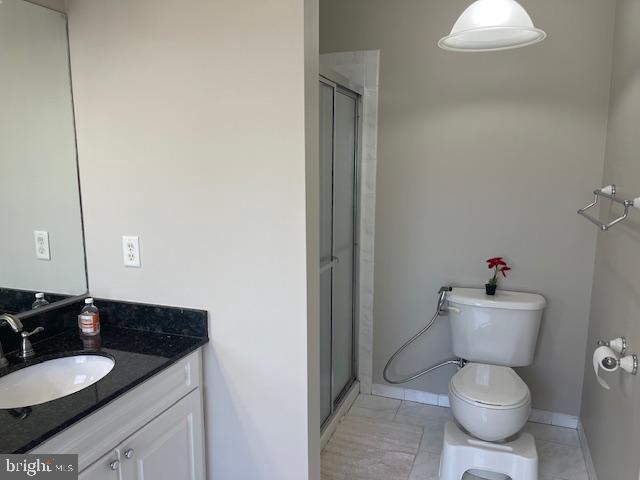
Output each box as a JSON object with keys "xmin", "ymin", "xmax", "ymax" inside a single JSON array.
[{"xmin": 320, "ymin": 256, "xmax": 339, "ymax": 274}]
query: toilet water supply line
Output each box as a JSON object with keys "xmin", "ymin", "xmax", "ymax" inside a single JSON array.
[{"xmin": 383, "ymin": 286, "xmax": 466, "ymax": 385}]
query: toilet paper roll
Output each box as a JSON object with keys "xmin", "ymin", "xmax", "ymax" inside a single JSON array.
[{"xmin": 593, "ymin": 346, "xmax": 618, "ymax": 390}]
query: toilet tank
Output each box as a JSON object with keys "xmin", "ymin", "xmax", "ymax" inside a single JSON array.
[{"xmin": 447, "ymin": 288, "xmax": 546, "ymax": 367}]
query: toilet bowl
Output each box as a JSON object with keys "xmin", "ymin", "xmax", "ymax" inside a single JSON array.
[{"xmin": 449, "ymin": 363, "xmax": 531, "ymax": 442}]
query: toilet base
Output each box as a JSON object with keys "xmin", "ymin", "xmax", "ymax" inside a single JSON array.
[{"xmin": 439, "ymin": 422, "xmax": 538, "ymax": 480}]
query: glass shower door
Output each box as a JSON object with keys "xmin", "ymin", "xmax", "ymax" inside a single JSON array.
[
  {"xmin": 331, "ymin": 90, "xmax": 357, "ymax": 405},
  {"xmin": 319, "ymin": 78, "xmax": 359, "ymax": 427},
  {"xmin": 319, "ymin": 82, "xmax": 334, "ymax": 425}
]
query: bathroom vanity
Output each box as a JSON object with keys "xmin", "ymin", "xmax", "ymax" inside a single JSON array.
[
  {"xmin": 0, "ymin": 299, "xmax": 208, "ymax": 479},
  {"xmin": 0, "ymin": 3, "xmax": 210, "ymax": 477},
  {"xmin": 35, "ymin": 352, "xmax": 205, "ymax": 480}
]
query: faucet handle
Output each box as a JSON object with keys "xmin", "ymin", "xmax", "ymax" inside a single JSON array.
[
  {"xmin": 21, "ymin": 327, "xmax": 44, "ymax": 338},
  {"xmin": 17, "ymin": 327, "xmax": 44, "ymax": 360}
]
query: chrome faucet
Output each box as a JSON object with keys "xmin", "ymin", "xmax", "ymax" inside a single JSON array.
[
  {"xmin": 0, "ymin": 313, "xmax": 23, "ymax": 333},
  {"xmin": 0, "ymin": 314, "xmax": 44, "ymax": 362},
  {"xmin": 0, "ymin": 314, "xmax": 22, "ymax": 367}
]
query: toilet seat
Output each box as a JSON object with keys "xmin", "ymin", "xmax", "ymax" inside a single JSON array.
[
  {"xmin": 449, "ymin": 363, "xmax": 531, "ymax": 441},
  {"xmin": 450, "ymin": 363, "xmax": 530, "ymax": 409}
]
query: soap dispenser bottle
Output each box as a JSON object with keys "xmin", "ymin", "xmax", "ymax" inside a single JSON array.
[{"xmin": 78, "ymin": 298, "xmax": 101, "ymax": 336}]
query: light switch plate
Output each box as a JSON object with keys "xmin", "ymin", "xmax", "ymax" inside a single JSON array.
[
  {"xmin": 34, "ymin": 230, "xmax": 51, "ymax": 260},
  {"xmin": 122, "ymin": 236, "xmax": 141, "ymax": 267}
]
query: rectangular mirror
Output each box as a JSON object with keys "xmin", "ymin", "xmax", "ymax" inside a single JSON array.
[{"xmin": 0, "ymin": 0, "xmax": 87, "ymax": 315}]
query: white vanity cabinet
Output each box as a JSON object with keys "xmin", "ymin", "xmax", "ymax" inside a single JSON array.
[
  {"xmin": 78, "ymin": 390, "xmax": 203, "ymax": 480},
  {"xmin": 78, "ymin": 450, "xmax": 119, "ymax": 480},
  {"xmin": 32, "ymin": 350, "xmax": 206, "ymax": 480}
]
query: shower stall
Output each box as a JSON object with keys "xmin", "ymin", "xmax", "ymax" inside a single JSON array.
[{"xmin": 319, "ymin": 71, "xmax": 361, "ymax": 428}]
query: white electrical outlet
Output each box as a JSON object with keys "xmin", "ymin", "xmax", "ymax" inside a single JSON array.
[
  {"xmin": 34, "ymin": 230, "xmax": 51, "ymax": 260},
  {"xmin": 122, "ymin": 236, "xmax": 141, "ymax": 267}
]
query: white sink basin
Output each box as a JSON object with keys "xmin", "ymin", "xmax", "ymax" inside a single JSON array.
[{"xmin": 0, "ymin": 355, "xmax": 115, "ymax": 409}]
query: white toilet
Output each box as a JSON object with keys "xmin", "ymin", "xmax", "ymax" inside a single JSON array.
[{"xmin": 439, "ymin": 288, "xmax": 546, "ymax": 480}]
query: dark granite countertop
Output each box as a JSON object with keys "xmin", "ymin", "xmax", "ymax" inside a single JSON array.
[
  {"xmin": 0, "ymin": 299, "xmax": 208, "ymax": 453},
  {"xmin": 0, "ymin": 287, "xmax": 71, "ymax": 315}
]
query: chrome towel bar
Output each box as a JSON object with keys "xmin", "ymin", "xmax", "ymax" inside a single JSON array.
[{"xmin": 578, "ymin": 185, "xmax": 640, "ymax": 231}]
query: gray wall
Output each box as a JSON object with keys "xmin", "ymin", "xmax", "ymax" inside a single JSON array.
[
  {"xmin": 581, "ymin": 0, "xmax": 640, "ymax": 478},
  {"xmin": 66, "ymin": 0, "xmax": 320, "ymax": 478},
  {"xmin": 28, "ymin": 0, "xmax": 66, "ymax": 12},
  {"xmin": 320, "ymin": 0, "xmax": 616, "ymax": 415}
]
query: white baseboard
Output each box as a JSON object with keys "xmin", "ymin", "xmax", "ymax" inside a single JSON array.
[
  {"xmin": 371, "ymin": 383, "xmax": 578, "ymax": 429},
  {"xmin": 320, "ymin": 381, "xmax": 360, "ymax": 450},
  {"xmin": 528, "ymin": 407, "xmax": 579, "ymax": 429},
  {"xmin": 372, "ymin": 383, "xmax": 450, "ymax": 407},
  {"xmin": 578, "ymin": 420, "xmax": 598, "ymax": 480}
]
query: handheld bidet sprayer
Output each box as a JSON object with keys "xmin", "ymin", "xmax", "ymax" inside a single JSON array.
[
  {"xmin": 437, "ymin": 286, "xmax": 453, "ymax": 315},
  {"xmin": 383, "ymin": 285, "xmax": 463, "ymax": 384}
]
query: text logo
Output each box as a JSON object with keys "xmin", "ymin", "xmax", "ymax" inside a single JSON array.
[{"xmin": 0, "ymin": 455, "xmax": 77, "ymax": 479}]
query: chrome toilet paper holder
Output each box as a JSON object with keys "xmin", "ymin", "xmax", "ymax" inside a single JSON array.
[
  {"xmin": 597, "ymin": 337, "xmax": 638, "ymax": 375},
  {"xmin": 597, "ymin": 336, "xmax": 627, "ymax": 355}
]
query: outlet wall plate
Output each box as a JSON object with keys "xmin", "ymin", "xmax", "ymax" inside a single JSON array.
[
  {"xmin": 34, "ymin": 230, "xmax": 51, "ymax": 261},
  {"xmin": 122, "ymin": 236, "xmax": 141, "ymax": 268}
]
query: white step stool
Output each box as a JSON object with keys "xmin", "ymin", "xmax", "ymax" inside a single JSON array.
[{"xmin": 439, "ymin": 421, "xmax": 538, "ymax": 480}]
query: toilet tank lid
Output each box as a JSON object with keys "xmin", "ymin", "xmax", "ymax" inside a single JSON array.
[{"xmin": 448, "ymin": 288, "xmax": 546, "ymax": 311}]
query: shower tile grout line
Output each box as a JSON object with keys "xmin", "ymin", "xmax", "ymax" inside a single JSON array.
[
  {"xmin": 393, "ymin": 402, "xmax": 402, "ymax": 420},
  {"xmin": 353, "ymin": 400, "xmax": 428, "ymax": 479},
  {"xmin": 407, "ymin": 427, "xmax": 425, "ymax": 480}
]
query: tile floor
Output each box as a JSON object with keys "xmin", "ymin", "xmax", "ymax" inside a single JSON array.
[{"xmin": 321, "ymin": 394, "xmax": 588, "ymax": 480}]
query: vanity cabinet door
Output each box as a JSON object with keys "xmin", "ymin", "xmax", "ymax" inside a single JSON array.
[
  {"xmin": 119, "ymin": 389, "xmax": 204, "ymax": 480},
  {"xmin": 79, "ymin": 450, "xmax": 121, "ymax": 480}
]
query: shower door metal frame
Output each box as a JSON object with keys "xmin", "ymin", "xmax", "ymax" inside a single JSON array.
[{"xmin": 319, "ymin": 74, "xmax": 362, "ymax": 430}]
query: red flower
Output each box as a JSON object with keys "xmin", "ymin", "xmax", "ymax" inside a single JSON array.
[
  {"xmin": 486, "ymin": 257, "xmax": 507, "ymax": 269},
  {"xmin": 500, "ymin": 266, "xmax": 511, "ymax": 277}
]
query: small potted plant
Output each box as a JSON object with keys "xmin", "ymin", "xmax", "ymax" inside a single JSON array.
[{"xmin": 485, "ymin": 257, "xmax": 511, "ymax": 296}]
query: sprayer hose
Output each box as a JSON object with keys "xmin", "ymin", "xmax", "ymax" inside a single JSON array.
[{"xmin": 382, "ymin": 310, "xmax": 461, "ymax": 384}]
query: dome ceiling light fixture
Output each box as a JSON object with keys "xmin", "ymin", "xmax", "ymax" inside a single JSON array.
[{"xmin": 438, "ymin": 0, "xmax": 546, "ymax": 52}]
